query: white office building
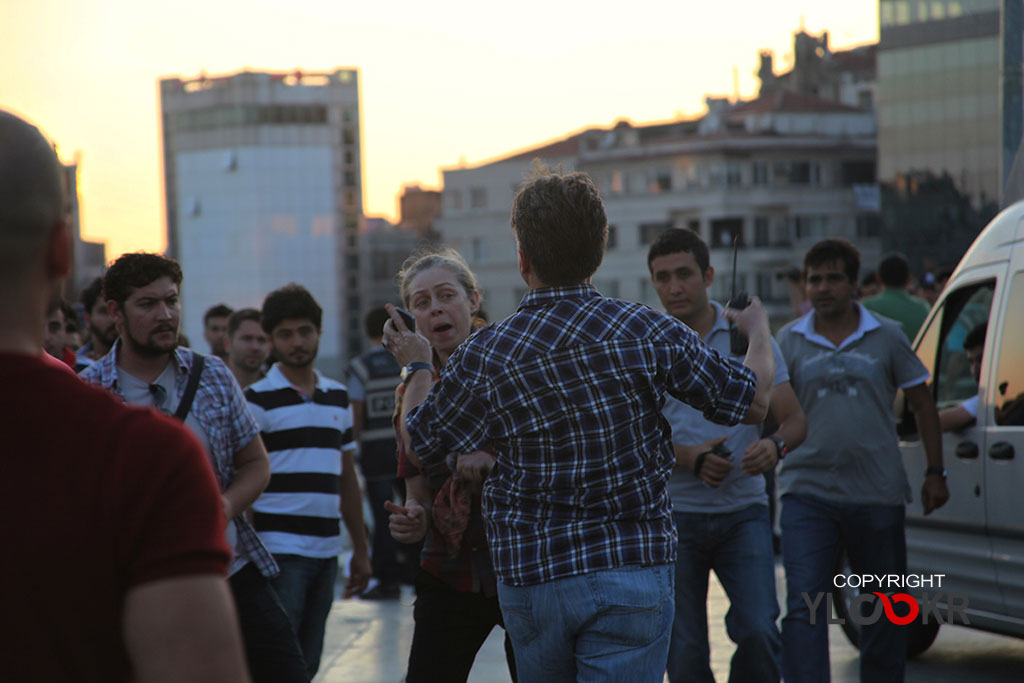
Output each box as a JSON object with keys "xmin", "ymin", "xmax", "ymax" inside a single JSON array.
[{"xmin": 159, "ymin": 69, "xmax": 363, "ymax": 377}]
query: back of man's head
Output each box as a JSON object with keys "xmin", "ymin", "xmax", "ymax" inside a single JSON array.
[
  {"xmin": 511, "ymin": 161, "xmax": 607, "ymax": 286},
  {"xmin": 0, "ymin": 110, "xmax": 66, "ymax": 287},
  {"xmin": 647, "ymin": 228, "xmax": 709, "ymax": 275},
  {"xmin": 877, "ymin": 252, "xmax": 911, "ymax": 288},
  {"xmin": 103, "ymin": 252, "xmax": 183, "ymax": 309},
  {"xmin": 364, "ymin": 306, "xmax": 390, "ymax": 340},
  {"xmin": 261, "ymin": 283, "xmax": 322, "ymax": 334}
]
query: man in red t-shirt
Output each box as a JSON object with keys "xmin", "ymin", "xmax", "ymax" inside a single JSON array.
[{"xmin": 0, "ymin": 109, "xmax": 250, "ymax": 682}]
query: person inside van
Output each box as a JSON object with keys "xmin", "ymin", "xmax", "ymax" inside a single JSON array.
[{"xmin": 939, "ymin": 323, "xmax": 986, "ymax": 432}]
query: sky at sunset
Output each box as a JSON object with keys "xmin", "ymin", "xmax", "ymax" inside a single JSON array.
[{"xmin": 1, "ymin": 0, "xmax": 878, "ymax": 260}]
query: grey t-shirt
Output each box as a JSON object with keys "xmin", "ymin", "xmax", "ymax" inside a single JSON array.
[
  {"xmin": 662, "ymin": 302, "xmax": 790, "ymax": 513},
  {"xmin": 777, "ymin": 304, "xmax": 930, "ymax": 506},
  {"xmin": 118, "ymin": 363, "xmax": 242, "ymax": 570}
]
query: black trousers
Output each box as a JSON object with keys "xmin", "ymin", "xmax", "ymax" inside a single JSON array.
[
  {"xmin": 229, "ymin": 563, "xmax": 310, "ymax": 683},
  {"xmin": 406, "ymin": 569, "xmax": 517, "ymax": 683}
]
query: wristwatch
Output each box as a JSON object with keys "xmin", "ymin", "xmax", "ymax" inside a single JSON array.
[
  {"xmin": 768, "ymin": 435, "xmax": 787, "ymax": 460},
  {"xmin": 400, "ymin": 361, "xmax": 434, "ymax": 384},
  {"xmin": 925, "ymin": 465, "xmax": 947, "ymax": 479}
]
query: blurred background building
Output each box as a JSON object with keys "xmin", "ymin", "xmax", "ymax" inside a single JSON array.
[{"xmin": 159, "ymin": 68, "xmax": 363, "ymax": 376}]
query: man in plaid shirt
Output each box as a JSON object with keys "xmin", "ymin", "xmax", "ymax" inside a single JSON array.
[{"xmin": 388, "ymin": 166, "xmax": 776, "ymax": 682}]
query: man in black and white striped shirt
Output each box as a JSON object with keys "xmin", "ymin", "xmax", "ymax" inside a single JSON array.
[{"xmin": 246, "ymin": 284, "xmax": 371, "ymax": 679}]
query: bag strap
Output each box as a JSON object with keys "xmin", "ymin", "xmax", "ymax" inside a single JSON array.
[{"xmin": 173, "ymin": 353, "xmax": 205, "ymax": 422}]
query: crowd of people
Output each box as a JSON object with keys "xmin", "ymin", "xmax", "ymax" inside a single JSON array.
[{"xmin": 4, "ymin": 107, "xmax": 963, "ymax": 683}]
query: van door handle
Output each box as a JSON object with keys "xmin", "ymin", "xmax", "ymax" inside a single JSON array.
[
  {"xmin": 989, "ymin": 442, "xmax": 1015, "ymax": 460},
  {"xmin": 955, "ymin": 441, "xmax": 979, "ymax": 459}
]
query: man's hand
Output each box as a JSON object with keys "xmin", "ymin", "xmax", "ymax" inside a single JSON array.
[
  {"xmin": 683, "ymin": 436, "xmax": 732, "ymax": 487},
  {"xmin": 455, "ymin": 450, "xmax": 495, "ymax": 494},
  {"xmin": 344, "ymin": 549, "xmax": 372, "ymax": 598},
  {"xmin": 722, "ymin": 296, "xmax": 770, "ymax": 342},
  {"xmin": 740, "ymin": 438, "xmax": 779, "ymax": 476},
  {"xmin": 385, "ymin": 498, "xmax": 429, "ymax": 544},
  {"xmin": 921, "ymin": 476, "xmax": 949, "ymax": 515}
]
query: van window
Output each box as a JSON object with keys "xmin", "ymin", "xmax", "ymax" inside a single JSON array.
[
  {"xmin": 994, "ymin": 272, "xmax": 1024, "ymax": 426},
  {"xmin": 902, "ymin": 280, "xmax": 994, "ymax": 436}
]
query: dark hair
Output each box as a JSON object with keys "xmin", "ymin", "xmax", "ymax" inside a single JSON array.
[
  {"xmin": 261, "ymin": 283, "xmax": 322, "ymax": 334},
  {"xmin": 877, "ymin": 252, "xmax": 910, "ymax": 288},
  {"xmin": 364, "ymin": 306, "xmax": 390, "ymax": 339},
  {"xmin": 510, "ymin": 161, "xmax": 607, "ymax": 286},
  {"xmin": 964, "ymin": 323, "xmax": 987, "ymax": 351},
  {"xmin": 647, "ymin": 228, "xmax": 709, "ymax": 274},
  {"xmin": 59, "ymin": 299, "xmax": 80, "ymax": 331},
  {"xmin": 804, "ymin": 238, "xmax": 860, "ymax": 284},
  {"xmin": 103, "ymin": 252, "xmax": 183, "ymax": 308},
  {"xmin": 228, "ymin": 307, "xmax": 262, "ymax": 337},
  {"xmin": 204, "ymin": 303, "xmax": 234, "ymax": 326},
  {"xmin": 860, "ymin": 270, "xmax": 879, "ymax": 288},
  {"xmin": 80, "ymin": 276, "xmax": 105, "ymax": 314}
]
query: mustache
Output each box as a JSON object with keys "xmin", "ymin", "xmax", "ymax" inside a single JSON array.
[{"xmin": 153, "ymin": 324, "xmax": 177, "ymax": 334}]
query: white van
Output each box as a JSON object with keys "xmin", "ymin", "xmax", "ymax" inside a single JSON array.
[{"xmin": 833, "ymin": 201, "xmax": 1024, "ymax": 655}]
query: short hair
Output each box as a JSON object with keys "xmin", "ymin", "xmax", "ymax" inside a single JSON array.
[
  {"xmin": 647, "ymin": 228, "xmax": 709, "ymax": 274},
  {"xmin": 204, "ymin": 303, "xmax": 233, "ymax": 326},
  {"xmin": 877, "ymin": 252, "xmax": 910, "ymax": 288},
  {"xmin": 261, "ymin": 284, "xmax": 322, "ymax": 334},
  {"xmin": 510, "ymin": 161, "xmax": 607, "ymax": 286},
  {"xmin": 0, "ymin": 110, "xmax": 67, "ymax": 284},
  {"xmin": 228, "ymin": 307, "xmax": 262, "ymax": 337},
  {"xmin": 103, "ymin": 252, "xmax": 183, "ymax": 309},
  {"xmin": 396, "ymin": 247, "xmax": 479, "ymax": 309},
  {"xmin": 964, "ymin": 323, "xmax": 987, "ymax": 351},
  {"xmin": 80, "ymin": 276, "xmax": 105, "ymax": 314},
  {"xmin": 803, "ymin": 238, "xmax": 860, "ymax": 284},
  {"xmin": 364, "ymin": 306, "xmax": 391, "ymax": 339},
  {"xmin": 59, "ymin": 299, "xmax": 81, "ymax": 331}
]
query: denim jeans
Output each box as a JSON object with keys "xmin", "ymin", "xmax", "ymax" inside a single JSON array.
[
  {"xmin": 667, "ymin": 504, "xmax": 780, "ymax": 683},
  {"xmin": 780, "ymin": 493, "xmax": 907, "ymax": 683},
  {"xmin": 406, "ymin": 569, "xmax": 517, "ymax": 683},
  {"xmin": 229, "ymin": 563, "xmax": 308, "ymax": 683},
  {"xmin": 498, "ymin": 564, "xmax": 674, "ymax": 683},
  {"xmin": 271, "ymin": 554, "xmax": 338, "ymax": 680}
]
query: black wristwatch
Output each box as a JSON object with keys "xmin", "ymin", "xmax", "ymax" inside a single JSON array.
[
  {"xmin": 925, "ymin": 465, "xmax": 947, "ymax": 479},
  {"xmin": 400, "ymin": 361, "xmax": 434, "ymax": 384},
  {"xmin": 768, "ymin": 435, "xmax": 787, "ymax": 460}
]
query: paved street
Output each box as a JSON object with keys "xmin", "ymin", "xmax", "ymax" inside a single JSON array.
[{"xmin": 314, "ymin": 563, "xmax": 1024, "ymax": 683}]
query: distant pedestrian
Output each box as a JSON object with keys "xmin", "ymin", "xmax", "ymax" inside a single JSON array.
[
  {"xmin": 205, "ymin": 303, "xmax": 234, "ymax": 361},
  {"xmin": 862, "ymin": 252, "xmax": 930, "ymax": 341},
  {"xmin": 227, "ymin": 307, "xmax": 270, "ymax": 389}
]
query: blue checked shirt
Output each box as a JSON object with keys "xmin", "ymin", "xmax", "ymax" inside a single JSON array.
[
  {"xmin": 405, "ymin": 284, "xmax": 757, "ymax": 587},
  {"xmin": 80, "ymin": 341, "xmax": 278, "ymax": 579}
]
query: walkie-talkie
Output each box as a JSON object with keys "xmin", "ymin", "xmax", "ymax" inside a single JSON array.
[{"xmin": 726, "ymin": 235, "xmax": 750, "ymax": 355}]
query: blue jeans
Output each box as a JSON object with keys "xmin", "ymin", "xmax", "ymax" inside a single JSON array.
[
  {"xmin": 271, "ymin": 554, "xmax": 338, "ymax": 679},
  {"xmin": 780, "ymin": 494, "xmax": 907, "ymax": 683},
  {"xmin": 667, "ymin": 504, "xmax": 780, "ymax": 683},
  {"xmin": 498, "ymin": 564, "xmax": 674, "ymax": 683}
]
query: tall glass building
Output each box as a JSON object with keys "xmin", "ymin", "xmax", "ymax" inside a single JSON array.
[{"xmin": 159, "ymin": 69, "xmax": 363, "ymax": 377}]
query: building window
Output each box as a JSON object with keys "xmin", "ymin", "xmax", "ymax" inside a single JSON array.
[
  {"xmin": 647, "ymin": 169, "xmax": 672, "ymax": 194},
  {"xmin": 840, "ymin": 161, "xmax": 876, "ymax": 185},
  {"xmin": 344, "ymin": 171, "xmax": 357, "ymax": 188},
  {"xmin": 470, "ymin": 187, "xmax": 487, "ymax": 208},
  {"xmin": 607, "ymin": 225, "xmax": 618, "ymax": 250},
  {"xmin": 470, "ymin": 237, "xmax": 487, "ymax": 262},
  {"xmin": 754, "ymin": 217, "xmax": 771, "ymax": 247},
  {"xmin": 710, "ymin": 218, "xmax": 744, "ymax": 247},
  {"xmin": 446, "ymin": 189, "xmax": 463, "ymax": 210},
  {"xmin": 856, "ymin": 214, "xmax": 882, "ymax": 238},
  {"xmin": 752, "ymin": 162, "xmax": 769, "ymax": 186},
  {"xmin": 726, "ymin": 161, "xmax": 742, "ymax": 187},
  {"xmin": 639, "ymin": 222, "xmax": 671, "ymax": 245},
  {"xmin": 611, "ymin": 170, "xmax": 625, "ymax": 194},
  {"xmin": 343, "ymin": 127, "xmax": 355, "ymax": 145},
  {"xmin": 794, "ymin": 215, "xmax": 828, "ymax": 240}
]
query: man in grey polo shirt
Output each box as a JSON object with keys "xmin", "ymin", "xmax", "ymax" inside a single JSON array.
[
  {"xmin": 776, "ymin": 238, "xmax": 948, "ymax": 683},
  {"xmin": 648, "ymin": 229, "xmax": 807, "ymax": 683}
]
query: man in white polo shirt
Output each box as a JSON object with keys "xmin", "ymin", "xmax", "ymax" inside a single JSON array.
[{"xmin": 247, "ymin": 283, "xmax": 371, "ymax": 679}]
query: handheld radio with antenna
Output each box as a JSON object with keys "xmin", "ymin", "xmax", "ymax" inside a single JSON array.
[{"xmin": 726, "ymin": 234, "xmax": 750, "ymax": 355}]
